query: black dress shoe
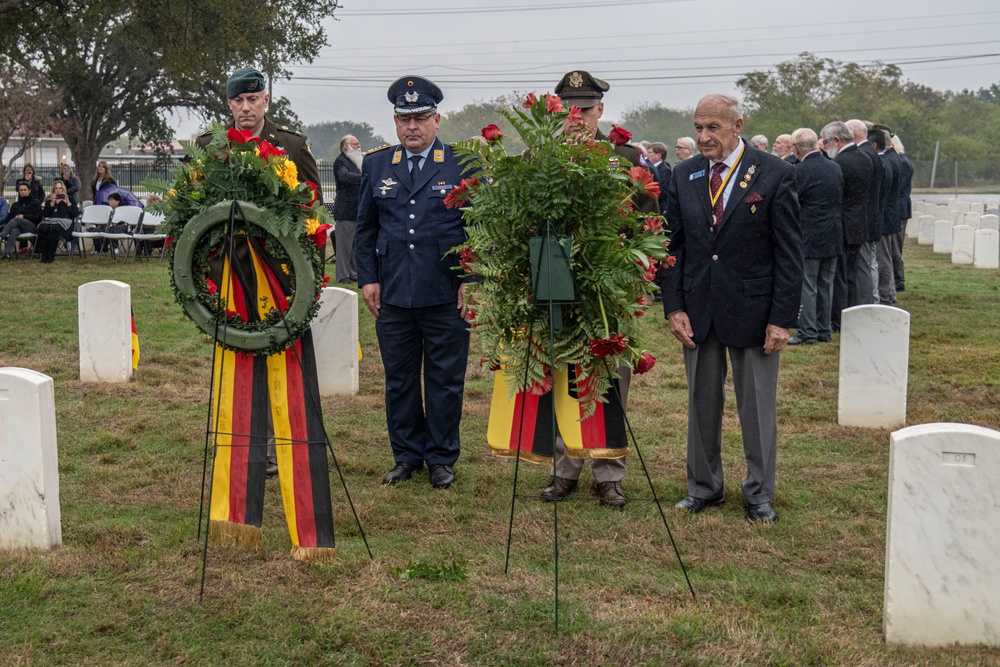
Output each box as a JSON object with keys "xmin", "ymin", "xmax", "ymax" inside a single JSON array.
[
  {"xmin": 745, "ymin": 501, "xmax": 779, "ymax": 524},
  {"xmin": 674, "ymin": 494, "xmax": 724, "ymax": 513},
  {"xmin": 382, "ymin": 462, "xmax": 420, "ymax": 485},
  {"xmin": 265, "ymin": 460, "xmax": 278, "ymax": 477},
  {"xmin": 787, "ymin": 336, "xmax": 816, "ymax": 345},
  {"xmin": 540, "ymin": 476, "xmax": 578, "ymax": 500},
  {"xmin": 428, "ymin": 464, "xmax": 455, "ymax": 489},
  {"xmin": 594, "ymin": 481, "xmax": 626, "ymax": 510}
]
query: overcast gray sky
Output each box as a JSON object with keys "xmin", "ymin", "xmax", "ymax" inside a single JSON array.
[{"xmin": 178, "ymin": 0, "xmax": 1000, "ymax": 143}]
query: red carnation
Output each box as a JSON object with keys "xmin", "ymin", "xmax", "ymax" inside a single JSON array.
[
  {"xmin": 522, "ymin": 93, "xmax": 536, "ymax": 109},
  {"xmin": 481, "ymin": 124, "xmax": 504, "ymax": 142},
  {"xmin": 164, "ymin": 235, "xmax": 174, "ymax": 249},
  {"xmin": 588, "ymin": 333, "xmax": 628, "ymax": 358},
  {"xmin": 545, "ymin": 94, "xmax": 563, "ymax": 113},
  {"xmin": 609, "ymin": 125, "xmax": 631, "ymax": 145},
  {"xmin": 566, "ymin": 105, "xmax": 582, "ymax": 124},
  {"xmin": 256, "ymin": 139, "xmax": 285, "ymax": 161},
  {"xmin": 227, "ymin": 127, "xmax": 258, "ymax": 144},
  {"xmin": 663, "ymin": 254, "xmax": 677, "ymax": 268},
  {"xmin": 323, "ymin": 275, "xmax": 331, "ymax": 284},
  {"xmin": 634, "ymin": 352, "xmax": 656, "ymax": 374},
  {"xmin": 206, "ymin": 278, "xmax": 218, "ymax": 296},
  {"xmin": 443, "ymin": 177, "xmax": 479, "ymax": 209},
  {"xmin": 527, "ymin": 374, "xmax": 553, "ymax": 396},
  {"xmin": 630, "ymin": 166, "xmax": 660, "ymax": 199},
  {"xmin": 311, "ymin": 223, "xmax": 332, "ymax": 249},
  {"xmin": 305, "ymin": 181, "xmax": 320, "ymax": 207},
  {"xmin": 459, "ymin": 247, "xmax": 477, "ymax": 274}
]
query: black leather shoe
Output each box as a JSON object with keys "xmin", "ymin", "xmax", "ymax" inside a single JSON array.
[
  {"xmin": 428, "ymin": 464, "xmax": 455, "ymax": 489},
  {"xmin": 674, "ymin": 494, "xmax": 724, "ymax": 513},
  {"xmin": 787, "ymin": 336, "xmax": 816, "ymax": 345},
  {"xmin": 382, "ymin": 462, "xmax": 420, "ymax": 485},
  {"xmin": 540, "ymin": 476, "xmax": 578, "ymax": 500},
  {"xmin": 746, "ymin": 501, "xmax": 779, "ymax": 524},
  {"xmin": 594, "ymin": 481, "xmax": 626, "ymax": 510},
  {"xmin": 265, "ymin": 458, "xmax": 278, "ymax": 478}
]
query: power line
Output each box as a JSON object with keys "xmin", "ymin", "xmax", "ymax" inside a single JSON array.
[{"xmin": 335, "ymin": 0, "xmax": 686, "ymax": 16}]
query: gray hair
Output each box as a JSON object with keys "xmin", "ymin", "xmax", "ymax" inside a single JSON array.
[
  {"xmin": 823, "ymin": 121, "xmax": 854, "ymax": 144},
  {"xmin": 750, "ymin": 134, "xmax": 768, "ymax": 150},
  {"xmin": 791, "ymin": 127, "xmax": 817, "ymax": 152},
  {"xmin": 844, "ymin": 119, "xmax": 868, "ymax": 141},
  {"xmin": 891, "ymin": 134, "xmax": 905, "ymax": 154},
  {"xmin": 676, "ymin": 136, "xmax": 696, "ymax": 152},
  {"xmin": 697, "ymin": 93, "xmax": 743, "ymax": 121}
]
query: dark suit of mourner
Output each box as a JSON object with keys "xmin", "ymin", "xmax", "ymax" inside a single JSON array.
[
  {"xmin": 894, "ymin": 151, "xmax": 914, "ymax": 291},
  {"xmin": 197, "ymin": 118, "xmax": 323, "ymax": 201},
  {"xmin": 661, "ymin": 139, "xmax": 802, "ymax": 505},
  {"xmin": 355, "ymin": 137, "xmax": 470, "ymax": 469},
  {"xmin": 794, "ymin": 151, "xmax": 843, "ymax": 342},
  {"xmin": 831, "ymin": 142, "xmax": 873, "ymax": 330},
  {"xmin": 877, "ymin": 146, "xmax": 902, "ymax": 304},
  {"xmin": 332, "ymin": 151, "xmax": 362, "ymax": 283},
  {"xmin": 856, "ymin": 140, "xmax": 883, "ymax": 304},
  {"xmin": 652, "ymin": 159, "xmax": 671, "ymax": 213}
]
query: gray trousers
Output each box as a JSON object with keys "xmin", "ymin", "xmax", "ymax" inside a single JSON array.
[
  {"xmin": 553, "ymin": 366, "xmax": 630, "ymax": 483},
  {"xmin": 892, "ymin": 226, "xmax": 906, "ymax": 290},
  {"xmin": 1, "ymin": 219, "xmax": 36, "ymax": 255},
  {"xmin": 876, "ymin": 234, "xmax": 896, "ymax": 304},
  {"xmin": 682, "ymin": 329, "xmax": 779, "ymax": 504},
  {"xmin": 799, "ymin": 256, "xmax": 837, "ymax": 341},
  {"xmin": 857, "ymin": 241, "xmax": 877, "ymax": 305},
  {"xmin": 334, "ymin": 219, "xmax": 357, "ymax": 283}
]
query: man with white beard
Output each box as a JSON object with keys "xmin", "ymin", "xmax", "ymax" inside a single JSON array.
[{"xmin": 333, "ymin": 135, "xmax": 363, "ymax": 283}]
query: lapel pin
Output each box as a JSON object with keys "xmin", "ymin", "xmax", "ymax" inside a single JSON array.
[{"xmin": 751, "ymin": 204, "xmax": 757, "ymax": 214}]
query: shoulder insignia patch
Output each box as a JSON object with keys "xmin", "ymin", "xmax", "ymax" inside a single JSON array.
[{"xmin": 365, "ymin": 144, "xmax": 393, "ymax": 155}]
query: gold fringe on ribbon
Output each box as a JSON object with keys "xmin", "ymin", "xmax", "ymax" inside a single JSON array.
[
  {"xmin": 489, "ymin": 447, "xmax": 553, "ymax": 464},
  {"xmin": 209, "ymin": 520, "xmax": 262, "ymax": 549},
  {"xmin": 565, "ymin": 447, "xmax": 629, "ymax": 460},
  {"xmin": 290, "ymin": 546, "xmax": 337, "ymax": 563}
]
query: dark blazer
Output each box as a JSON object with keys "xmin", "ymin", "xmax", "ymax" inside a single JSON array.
[
  {"xmin": 783, "ymin": 153, "xmax": 799, "ymax": 165},
  {"xmin": 4, "ymin": 195, "xmax": 43, "ymax": 225},
  {"xmin": 897, "ymin": 153, "xmax": 913, "ymax": 221},
  {"xmin": 355, "ymin": 138, "xmax": 469, "ymax": 308},
  {"xmin": 794, "ymin": 151, "xmax": 843, "ymax": 259},
  {"xmin": 652, "ymin": 160, "xmax": 671, "ymax": 213},
  {"xmin": 661, "ymin": 140, "xmax": 803, "ymax": 349},
  {"xmin": 332, "ymin": 152, "xmax": 361, "ymax": 220},
  {"xmin": 857, "ymin": 141, "xmax": 883, "ymax": 242},
  {"xmin": 882, "ymin": 148, "xmax": 903, "ymax": 235},
  {"xmin": 834, "ymin": 143, "xmax": 872, "ymax": 246}
]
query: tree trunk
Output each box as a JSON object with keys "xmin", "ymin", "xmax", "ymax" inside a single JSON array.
[{"xmin": 68, "ymin": 136, "xmax": 101, "ymax": 203}]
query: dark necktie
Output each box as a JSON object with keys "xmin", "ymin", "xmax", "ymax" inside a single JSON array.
[
  {"xmin": 710, "ymin": 162, "xmax": 726, "ymax": 232},
  {"xmin": 409, "ymin": 154, "xmax": 422, "ymax": 176}
]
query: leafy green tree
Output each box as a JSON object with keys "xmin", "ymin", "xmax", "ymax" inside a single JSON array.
[
  {"xmin": 438, "ymin": 95, "xmax": 526, "ymax": 153},
  {"xmin": 0, "ymin": 0, "xmax": 339, "ymax": 193},
  {"xmin": 617, "ymin": 102, "xmax": 694, "ymax": 152},
  {"xmin": 0, "ymin": 61, "xmax": 60, "ymax": 194}
]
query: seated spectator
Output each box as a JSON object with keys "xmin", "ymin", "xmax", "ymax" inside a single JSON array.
[
  {"xmin": 36, "ymin": 180, "xmax": 80, "ymax": 263},
  {"xmin": 1, "ymin": 180, "xmax": 43, "ymax": 259},
  {"xmin": 92, "ymin": 192, "xmax": 130, "ymax": 255},
  {"xmin": 96, "ymin": 184, "xmax": 144, "ymax": 208},
  {"xmin": 0, "ymin": 194, "xmax": 8, "ymax": 223},
  {"xmin": 21, "ymin": 164, "xmax": 46, "ymax": 201},
  {"xmin": 58, "ymin": 164, "xmax": 82, "ymax": 205},
  {"xmin": 92, "ymin": 160, "xmax": 116, "ymax": 201}
]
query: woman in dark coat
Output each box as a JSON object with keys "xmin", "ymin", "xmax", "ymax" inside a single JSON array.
[
  {"xmin": 1, "ymin": 180, "xmax": 43, "ymax": 259},
  {"xmin": 36, "ymin": 180, "xmax": 79, "ymax": 262}
]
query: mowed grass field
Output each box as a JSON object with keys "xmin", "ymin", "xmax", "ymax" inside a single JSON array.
[{"xmin": 1, "ymin": 238, "xmax": 999, "ymax": 666}]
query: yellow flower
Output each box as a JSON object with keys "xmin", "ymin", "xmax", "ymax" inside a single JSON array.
[
  {"xmin": 304, "ymin": 216, "xmax": 319, "ymax": 236},
  {"xmin": 281, "ymin": 263, "xmax": 290, "ymax": 275},
  {"xmin": 272, "ymin": 157, "xmax": 300, "ymax": 189},
  {"xmin": 168, "ymin": 189, "xmax": 178, "ymax": 198}
]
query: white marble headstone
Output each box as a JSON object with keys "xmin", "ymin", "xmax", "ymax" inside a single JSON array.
[
  {"xmin": 963, "ymin": 211, "xmax": 981, "ymax": 229},
  {"xmin": 312, "ymin": 287, "xmax": 360, "ymax": 396},
  {"xmin": 973, "ymin": 229, "xmax": 999, "ymax": 270},
  {"xmin": 987, "ymin": 198, "xmax": 1000, "ymax": 210},
  {"xmin": 78, "ymin": 280, "xmax": 133, "ymax": 382},
  {"xmin": 911, "ymin": 214, "xmax": 931, "ymax": 240},
  {"xmin": 951, "ymin": 225, "xmax": 975, "ymax": 265},
  {"xmin": 955, "ymin": 200, "xmax": 971, "ymax": 213},
  {"xmin": 949, "ymin": 209, "xmax": 961, "ymax": 224},
  {"xmin": 917, "ymin": 217, "xmax": 936, "ymax": 245},
  {"xmin": 838, "ymin": 305, "xmax": 909, "ymax": 428},
  {"xmin": 0, "ymin": 368, "xmax": 61, "ymax": 550},
  {"xmin": 884, "ymin": 423, "xmax": 1000, "ymax": 647},
  {"xmin": 947, "ymin": 198, "xmax": 961, "ymax": 210},
  {"xmin": 980, "ymin": 214, "xmax": 999, "ymax": 232},
  {"xmin": 932, "ymin": 220, "xmax": 953, "ymax": 254},
  {"xmin": 970, "ymin": 201, "xmax": 985, "ymax": 215}
]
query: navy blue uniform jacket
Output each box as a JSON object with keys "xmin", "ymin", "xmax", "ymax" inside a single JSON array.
[
  {"xmin": 661, "ymin": 142, "xmax": 803, "ymax": 349},
  {"xmin": 356, "ymin": 138, "xmax": 468, "ymax": 308}
]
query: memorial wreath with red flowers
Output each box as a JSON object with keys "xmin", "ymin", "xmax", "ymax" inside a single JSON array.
[
  {"xmin": 448, "ymin": 94, "xmax": 671, "ymax": 415},
  {"xmin": 144, "ymin": 123, "xmax": 334, "ymax": 356}
]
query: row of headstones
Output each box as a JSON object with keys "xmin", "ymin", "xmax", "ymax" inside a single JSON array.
[
  {"xmin": 909, "ymin": 202, "xmax": 999, "ymax": 269},
  {"xmin": 79, "ymin": 280, "xmax": 361, "ymax": 395},
  {"xmin": 7, "ymin": 298, "xmax": 999, "ymax": 649},
  {"xmin": 0, "ymin": 282, "xmax": 361, "ymax": 551}
]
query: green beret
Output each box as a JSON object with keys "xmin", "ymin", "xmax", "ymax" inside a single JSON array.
[{"xmin": 226, "ymin": 67, "xmax": 266, "ymax": 99}]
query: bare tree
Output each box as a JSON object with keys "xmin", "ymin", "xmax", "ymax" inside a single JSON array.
[{"xmin": 0, "ymin": 63, "xmax": 60, "ymax": 196}]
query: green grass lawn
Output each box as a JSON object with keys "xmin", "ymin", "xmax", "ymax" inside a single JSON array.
[{"xmin": 1, "ymin": 241, "xmax": 999, "ymax": 666}]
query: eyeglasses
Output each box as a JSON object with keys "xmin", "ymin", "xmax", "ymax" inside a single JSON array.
[{"xmin": 395, "ymin": 113, "xmax": 436, "ymax": 125}]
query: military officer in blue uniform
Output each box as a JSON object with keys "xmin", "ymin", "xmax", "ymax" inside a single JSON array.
[{"xmin": 355, "ymin": 76, "xmax": 472, "ymax": 489}]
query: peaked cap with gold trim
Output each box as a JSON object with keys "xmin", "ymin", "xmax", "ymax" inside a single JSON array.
[
  {"xmin": 387, "ymin": 76, "xmax": 443, "ymax": 115},
  {"xmin": 554, "ymin": 70, "xmax": 610, "ymax": 109}
]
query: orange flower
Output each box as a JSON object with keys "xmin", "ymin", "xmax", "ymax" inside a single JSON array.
[
  {"xmin": 545, "ymin": 94, "xmax": 563, "ymax": 113},
  {"xmin": 630, "ymin": 166, "xmax": 660, "ymax": 199}
]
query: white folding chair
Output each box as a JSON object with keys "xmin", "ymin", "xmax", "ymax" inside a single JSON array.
[
  {"xmin": 72, "ymin": 204, "xmax": 113, "ymax": 257},
  {"xmin": 130, "ymin": 211, "xmax": 167, "ymax": 262},
  {"xmin": 98, "ymin": 205, "xmax": 143, "ymax": 262}
]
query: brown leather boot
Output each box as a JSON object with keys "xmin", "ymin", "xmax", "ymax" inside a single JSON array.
[
  {"xmin": 594, "ymin": 481, "xmax": 626, "ymax": 510},
  {"xmin": 540, "ymin": 476, "xmax": 578, "ymax": 500}
]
